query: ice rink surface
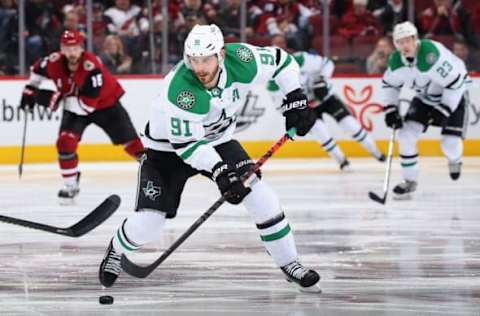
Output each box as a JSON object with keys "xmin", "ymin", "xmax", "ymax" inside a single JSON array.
[{"xmin": 0, "ymin": 157, "xmax": 479, "ymax": 316}]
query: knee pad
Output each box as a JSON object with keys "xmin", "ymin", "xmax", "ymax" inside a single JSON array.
[
  {"xmin": 124, "ymin": 209, "xmax": 167, "ymax": 245},
  {"xmin": 441, "ymin": 135, "xmax": 463, "ymax": 161},
  {"xmin": 398, "ymin": 121, "xmax": 423, "ymax": 156},
  {"xmin": 56, "ymin": 131, "xmax": 80, "ymax": 155},
  {"xmin": 243, "ymin": 180, "xmax": 281, "ymax": 224},
  {"xmin": 339, "ymin": 116, "xmax": 362, "ymax": 136}
]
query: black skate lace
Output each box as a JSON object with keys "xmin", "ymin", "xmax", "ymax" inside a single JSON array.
[
  {"xmin": 104, "ymin": 251, "xmax": 122, "ymax": 275},
  {"xmin": 284, "ymin": 262, "xmax": 308, "ymax": 280}
]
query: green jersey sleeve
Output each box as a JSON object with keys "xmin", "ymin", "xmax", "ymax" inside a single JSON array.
[{"xmin": 163, "ymin": 64, "xmax": 223, "ymax": 172}]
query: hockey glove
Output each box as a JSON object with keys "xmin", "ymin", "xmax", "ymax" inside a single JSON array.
[
  {"xmin": 36, "ymin": 89, "xmax": 62, "ymax": 111},
  {"xmin": 212, "ymin": 162, "xmax": 251, "ymax": 205},
  {"xmin": 312, "ymin": 77, "xmax": 329, "ymax": 101},
  {"xmin": 384, "ymin": 104, "xmax": 403, "ymax": 129},
  {"xmin": 19, "ymin": 85, "xmax": 38, "ymax": 111},
  {"xmin": 281, "ymin": 89, "xmax": 317, "ymax": 136},
  {"xmin": 430, "ymin": 104, "xmax": 451, "ymax": 127}
]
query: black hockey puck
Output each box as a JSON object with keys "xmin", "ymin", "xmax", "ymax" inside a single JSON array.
[{"xmin": 99, "ymin": 295, "xmax": 114, "ymax": 305}]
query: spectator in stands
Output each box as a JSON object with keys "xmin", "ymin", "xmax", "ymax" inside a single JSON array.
[
  {"xmin": 418, "ymin": 0, "xmax": 461, "ymax": 38},
  {"xmin": 270, "ymin": 33, "xmax": 290, "ymax": 52},
  {"xmin": 104, "ymin": 0, "xmax": 142, "ymax": 57},
  {"xmin": 453, "ymin": 39, "xmax": 479, "ymax": 70},
  {"xmin": 203, "ymin": 2, "xmax": 220, "ymax": 25},
  {"xmin": 253, "ymin": 0, "xmax": 313, "ymax": 50},
  {"xmin": 452, "ymin": 0, "xmax": 477, "ymax": 48},
  {"xmin": 218, "ymin": 0, "xmax": 242, "ymax": 37},
  {"xmin": 366, "ymin": 36, "xmax": 393, "ymax": 73},
  {"xmin": 99, "ymin": 34, "xmax": 133, "ymax": 74},
  {"xmin": 91, "ymin": 2, "xmax": 112, "ymax": 53},
  {"xmin": 338, "ymin": 0, "xmax": 383, "ymax": 40},
  {"xmin": 373, "ymin": 0, "xmax": 408, "ymax": 35},
  {"xmin": 181, "ymin": 0, "xmax": 207, "ymax": 25},
  {"xmin": 25, "ymin": 0, "xmax": 63, "ymax": 64},
  {"xmin": 331, "ymin": 0, "xmax": 353, "ymax": 20},
  {"xmin": 0, "ymin": 0, "xmax": 17, "ymax": 74},
  {"xmin": 50, "ymin": 10, "xmax": 82, "ymax": 51}
]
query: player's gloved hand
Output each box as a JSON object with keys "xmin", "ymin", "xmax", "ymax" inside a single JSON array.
[
  {"xmin": 36, "ymin": 89, "xmax": 62, "ymax": 111},
  {"xmin": 19, "ymin": 85, "xmax": 38, "ymax": 111},
  {"xmin": 281, "ymin": 88, "xmax": 316, "ymax": 136},
  {"xmin": 312, "ymin": 77, "xmax": 329, "ymax": 101},
  {"xmin": 212, "ymin": 162, "xmax": 251, "ymax": 205},
  {"xmin": 384, "ymin": 104, "xmax": 403, "ymax": 129},
  {"xmin": 430, "ymin": 104, "xmax": 451, "ymax": 127}
]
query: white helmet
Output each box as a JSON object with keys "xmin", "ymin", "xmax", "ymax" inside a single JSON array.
[
  {"xmin": 392, "ymin": 21, "xmax": 418, "ymax": 48},
  {"xmin": 183, "ymin": 24, "xmax": 224, "ymax": 68}
]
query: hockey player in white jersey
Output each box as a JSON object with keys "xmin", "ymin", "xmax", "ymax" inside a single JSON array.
[
  {"xmin": 268, "ymin": 36, "xmax": 385, "ymax": 170},
  {"xmin": 383, "ymin": 22, "xmax": 469, "ymax": 199},
  {"xmin": 98, "ymin": 24, "xmax": 321, "ymax": 292}
]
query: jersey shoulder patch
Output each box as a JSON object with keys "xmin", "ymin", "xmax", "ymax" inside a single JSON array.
[
  {"xmin": 48, "ymin": 52, "xmax": 62, "ymax": 63},
  {"xmin": 416, "ymin": 39, "xmax": 439, "ymax": 72},
  {"xmin": 167, "ymin": 63, "xmax": 211, "ymax": 115},
  {"xmin": 224, "ymin": 43, "xmax": 258, "ymax": 87},
  {"xmin": 292, "ymin": 52, "xmax": 305, "ymax": 68},
  {"xmin": 388, "ymin": 50, "xmax": 404, "ymax": 71},
  {"xmin": 81, "ymin": 52, "xmax": 100, "ymax": 72}
]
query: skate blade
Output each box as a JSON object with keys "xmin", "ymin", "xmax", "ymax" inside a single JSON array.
[
  {"xmin": 340, "ymin": 166, "xmax": 353, "ymax": 173},
  {"xmin": 392, "ymin": 193, "xmax": 412, "ymax": 201},
  {"xmin": 58, "ymin": 197, "xmax": 76, "ymax": 206},
  {"xmin": 287, "ymin": 279, "xmax": 322, "ymax": 293},
  {"xmin": 298, "ymin": 283, "xmax": 322, "ymax": 293}
]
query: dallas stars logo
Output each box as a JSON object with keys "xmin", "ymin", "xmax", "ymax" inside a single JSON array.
[
  {"xmin": 143, "ymin": 181, "xmax": 161, "ymax": 201},
  {"xmin": 236, "ymin": 47, "xmax": 253, "ymax": 63},
  {"xmin": 176, "ymin": 91, "xmax": 195, "ymax": 109},
  {"xmin": 210, "ymin": 87, "xmax": 223, "ymax": 98}
]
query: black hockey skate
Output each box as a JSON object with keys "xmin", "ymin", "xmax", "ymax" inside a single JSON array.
[
  {"xmin": 281, "ymin": 260, "xmax": 321, "ymax": 293},
  {"xmin": 393, "ymin": 180, "xmax": 417, "ymax": 200},
  {"xmin": 58, "ymin": 172, "xmax": 80, "ymax": 205},
  {"xmin": 339, "ymin": 159, "xmax": 351, "ymax": 171},
  {"xmin": 99, "ymin": 239, "xmax": 122, "ymax": 288},
  {"xmin": 448, "ymin": 161, "xmax": 462, "ymax": 180}
]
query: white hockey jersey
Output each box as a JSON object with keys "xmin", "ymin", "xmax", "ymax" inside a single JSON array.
[
  {"xmin": 143, "ymin": 43, "xmax": 301, "ymax": 172},
  {"xmin": 267, "ymin": 51, "xmax": 335, "ymax": 104},
  {"xmin": 382, "ymin": 39, "xmax": 468, "ymax": 115}
]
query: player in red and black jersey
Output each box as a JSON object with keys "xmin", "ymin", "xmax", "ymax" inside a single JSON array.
[{"xmin": 19, "ymin": 30, "xmax": 144, "ymax": 203}]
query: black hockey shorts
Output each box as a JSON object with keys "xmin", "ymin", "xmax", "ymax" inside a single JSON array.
[
  {"xmin": 59, "ymin": 102, "xmax": 138, "ymax": 144},
  {"xmin": 313, "ymin": 94, "xmax": 351, "ymax": 122},
  {"xmin": 135, "ymin": 140, "xmax": 256, "ymax": 219},
  {"xmin": 405, "ymin": 96, "xmax": 467, "ymax": 138}
]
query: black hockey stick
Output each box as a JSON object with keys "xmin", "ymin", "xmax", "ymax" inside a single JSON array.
[
  {"xmin": 0, "ymin": 194, "xmax": 121, "ymax": 237},
  {"xmin": 18, "ymin": 110, "xmax": 28, "ymax": 178},
  {"xmin": 121, "ymin": 128, "xmax": 297, "ymax": 278},
  {"xmin": 368, "ymin": 130, "xmax": 396, "ymax": 204}
]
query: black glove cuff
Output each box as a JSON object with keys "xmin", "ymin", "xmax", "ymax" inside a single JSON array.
[{"xmin": 383, "ymin": 104, "xmax": 398, "ymax": 114}]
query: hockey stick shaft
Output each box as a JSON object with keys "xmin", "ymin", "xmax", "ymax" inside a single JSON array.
[
  {"xmin": 0, "ymin": 195, "xmax": 121, "ymax": 237},
  {"xmin": 382, "ymin": 130, "xmax": 396, "ymax": 196},
  {"xmin": 18, "ymin": 110, "xmax": 28, "ymax": 178},
  {"xmin": 121, "ymin": 128, "xmax": 297, "ymax": 278},
  {"xmin": 369, "ymin": 130, "xmax": 396, "ymax": 204}
]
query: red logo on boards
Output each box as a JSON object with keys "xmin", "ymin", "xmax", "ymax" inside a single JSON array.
[{"xmin": 342, "ymin": 85, "xmax": 383, "ymax": 131}]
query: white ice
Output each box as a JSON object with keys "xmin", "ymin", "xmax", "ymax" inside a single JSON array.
[{"xmin": 0, "ymin": 158, "xmax": 479, "ymax": 315}]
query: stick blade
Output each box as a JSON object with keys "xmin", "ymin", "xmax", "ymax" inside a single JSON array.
[
  {"xmin": 368, "ymin": 191, "xmax": 386, "ymax": 205},
  {"xmin": 121, "ymin": 254, "xmax": 152, "ymax": 278},
  {"xmin": 68, "ymin": 194, "xmax": 121, "ymax": 237}
]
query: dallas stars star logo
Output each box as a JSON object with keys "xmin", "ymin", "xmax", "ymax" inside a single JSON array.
[
  {"xmin": 176, "ymin": 91, "xmax": 195, "ymax": 109},
  {"xmin": 143, "ymin": 181, "xmax": 161, "ymax": 201},
  {"xmin": 236, "ymin": 47, "xmax": 253, "ymax": 63}
]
